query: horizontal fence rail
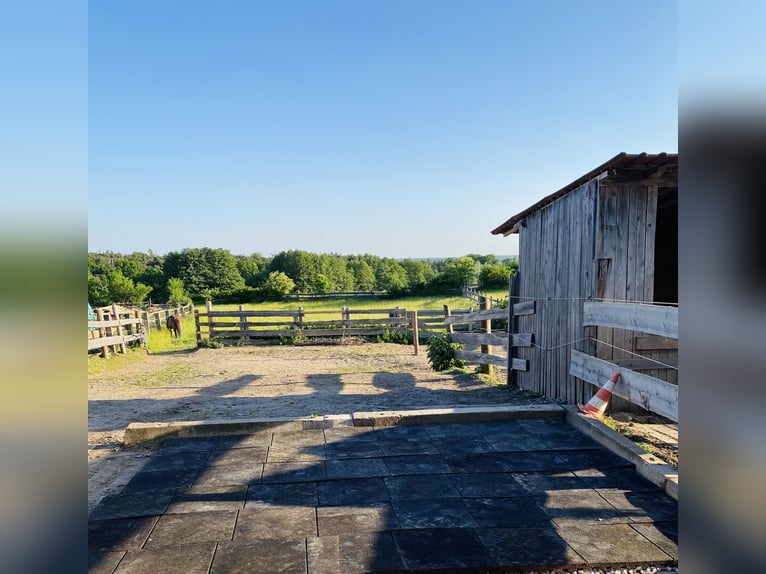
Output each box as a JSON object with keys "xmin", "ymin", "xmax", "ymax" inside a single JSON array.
[
  {"xmin": 88, "ymin": 304, "xmax": 146, "ymax": 357},
  {"xmin": 584, "ymin": 301, "xmax": 678, "ymax": 339}
]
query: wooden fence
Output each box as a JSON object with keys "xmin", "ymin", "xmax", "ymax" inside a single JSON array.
[
  {"xmin": 91, "ymin": 303, "xmax": 194, "ymax": 332},
  {"xmin": 445, "ymin": 296, "xmax": 534, "ymax": 375},
  {"xmin": 195, "ymin": 303, "xmax": 482, "ymax": 347},
  {"xmin": 289, "ymin": 291, "xmax": 387, "ymax": 300},
  {"xmin": 88, "ymin": 304, "xmax": 145, "ymax": 357},
  {"xmin": 570, "ymin": 301, "xmax": 678, "ymax": 421},
  {"xmin": 462, "ymin": 286, "xmax": 506, "ymax": 308}
]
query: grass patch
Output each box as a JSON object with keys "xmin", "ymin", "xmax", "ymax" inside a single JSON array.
[
  {"xmin": 601, "ymin": 415, "xmax": 619, "ymax": 431},
  {"xmin": 88, "ymin": 347, "xmax": 147, "ymax": 376},
  {"xmin": 128, "ymin": 364, "xmax": 198, "ymax": 387},
  {"xmin": 147, "ymin": 315, "xmax": 197, "ymax": 353}
]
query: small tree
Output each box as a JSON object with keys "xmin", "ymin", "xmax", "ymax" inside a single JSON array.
[
  {"xmin": 265, "ymin": 271, "xmax": 295, "ymax": 300},
  {"xmin": 166, "ymin": 277, "xmax": 192, "ymax": 306}
]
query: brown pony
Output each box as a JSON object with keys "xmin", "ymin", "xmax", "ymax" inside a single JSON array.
[{"xmin": 166, "ymin": 314, "xmax": 182, "ymax": 338}]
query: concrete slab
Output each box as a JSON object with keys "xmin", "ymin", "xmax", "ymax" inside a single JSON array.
[
  {"xmin": 261, "ymin": 461, "xmax": 327, "ymax": 483},
  {"xmin": 120, "ymin": 467, "xmax": 199, "ymax": 495},
  {"xmin": 206, "ymin": 446, "xmax": 268, "ymax": 467},
  {"xmin": 391, "ymin": 498, "xmax": 477, "ymax": 529},
  {"xmin": 211, "ymin": 539, "xmax": 308, "ymax": 574},
  {"xmin": 555, "ymin": 522, "xmax": 675, "ymax": 566},
  {"xmin": 475, "ymin": 526, "xmax": 586, "ymax": 568},
  {"xmin": 463, "ymin": 497, "xmax": 552, "ymax": 528},
  {"xmin": 90, "ymin": 490, "xmax": 175, "ymax": 521},
  {"xmin": 383, "ymin": 454, "xmax": 452, "ymax": 475},
  {"xmin": 377, "ymin": 438, "xmax": 440, "ymax": 455},
  {"xmin": 317, "ymin": 504, "xmax": 399, "ymax": 536},
  {"xmin": 536, "ymin": 488, "xmax": 633, "ymax": 525},
  {"xmin": 392, "ymin": 528, "xmax": 496, "ymax": 571},
  {"xmin": 307, "ymin": 533, "xmax": 403, "ymax": 574},
  {"xmin": 448, "ymin": 472, "xmax": 528, "ymax": 498},
  {"xmin": 166, "ymin": 485, "xmax": 247, "ymax": 514},
  {"xmin": 325, "ymin": 458, "xmax": 389, "ymax": 479},
  {"xmin": 192, "ymin": 464, "xmax": 264, "ymax": 488},
  {"xmin": 511, "ymin": 471, "xmax": 588, "ymax": 495},
  {"xmin": 324, "ymin": 441, "xmax": 383, "ymax": 459},
  {"xmin": 384, "ymin": 475, "xmax": 461, "ymax": 500},
  {"xmin": 631, "ymin": 521, "xmax": 679, "ymax": 560},
  {"xmin": 317, "ymin": 477, "xmax": 390, "ymax": 506},
  {"xmin": 235, "ymin": 506, "xmax": 317, "ymax": 540},
  {"xmin": 112, "ymin": 543, "xmax": 215, "ymax": 574},
  {"xmin": 143, "ymin": 510, "xmax": 237, "ymax": 548},
  {"xmin": 246, "ymin": 482, "xmax": 319, "ymax": 508},
  {"xmin": 88, "ymin": 516, "xmax": 159, "ymax": 552},
  {"xmin": 88, "ymin": 550, "xmax": 125, "ymax": 574}
]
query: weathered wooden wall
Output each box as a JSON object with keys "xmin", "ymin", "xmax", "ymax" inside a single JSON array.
[{"xmin": 512, "ymin": 177, "xmax": 676, "ymax": 408}]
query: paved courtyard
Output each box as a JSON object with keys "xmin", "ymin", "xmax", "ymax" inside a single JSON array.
[{"xmin": 88, "ymin": 416, "xmax": 677, "ymax": 573}]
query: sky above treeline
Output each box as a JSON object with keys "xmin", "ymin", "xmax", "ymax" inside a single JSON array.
[{"xmin": 87, "ymin": 0, "xmax": 678, "ymax": 259}]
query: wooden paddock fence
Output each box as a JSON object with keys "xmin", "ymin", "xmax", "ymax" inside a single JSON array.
[
  {"xmin": 446, "ymin": 296, "xmax": 534, "ymax": 375},
  {"xmin": 195, "ymin": 303, "xmax": 483, "ymax": 347},
  {"xmin": 88, "ymin": 304, "xmax": 145, "ymax": 357},
  {"xmin": 289, "ymin": 290, "xmax": 387, "ymax": 300}
]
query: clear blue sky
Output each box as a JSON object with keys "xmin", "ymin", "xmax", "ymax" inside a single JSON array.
[{"xmin": 87, "ymin": 0, "xmax": 678, "ymax": 259}]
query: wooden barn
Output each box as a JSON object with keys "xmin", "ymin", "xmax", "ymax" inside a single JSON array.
[{"xmin": 491, "ymin": 152, "xmax": 678, "ymax": 420}]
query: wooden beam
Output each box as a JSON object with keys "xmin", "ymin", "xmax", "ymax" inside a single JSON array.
[
  {"xmin": 613, "ymin": 358, "xmax": 678, "ymax": 370},
  {"xmin": 444, "ymin": 308, "xmax": 507, "ymax": 325},
  {"xmin": 454, "ymin": 350, "xmax": 507, "ymax": 368},
  {"xmin": 512, "ymin": 300, "xmax": 536, "ymax": 316},
  {"xmin": 449, "ymin": 332, "xmax": 509, "ymax": 350},
  {"xmin": 569, "ymin": 349, "xmax": 677, "ymax": 422},
  {"xmin": 584, "ymin": 301, "xmax": 678, "ymax": 338},
  {"xmin": 634, "ymin": 335, "xmax": 678, "ymax": 351}
]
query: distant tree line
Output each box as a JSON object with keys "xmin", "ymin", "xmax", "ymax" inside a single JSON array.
[{"xmin": 88, "ymin": 248, "xmax": 518, "ymax": 307}]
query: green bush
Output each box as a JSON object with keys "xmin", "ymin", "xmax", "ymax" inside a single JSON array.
[
  {"xmin": 375, "ymin": 328, "xmax": 411, "ymax": 345},
  {"xmin": 426, "ymin": 333, "xmax": 465, "ymax": 371},
  {"xmin": 198, "ymin": 337, "xmax": 223, "ymax": 349}
]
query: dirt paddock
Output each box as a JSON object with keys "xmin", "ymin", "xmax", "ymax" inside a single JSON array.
[{"xmin": 87, "ymin": 341, "xmax": 676, "ymax": 512}]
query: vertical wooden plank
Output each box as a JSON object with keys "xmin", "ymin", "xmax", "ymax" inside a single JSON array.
[
  {"xmin": 239, "ymin": 304, "xmax": 247, "ymax": 344},
  {"xmin": 479, "ymin": 297, "xmax": 493, "ymax": 376},
  {"xmin": 644, "ymin": 185, "xmax": 658, "ymax": 303},
  {"xmin": 507, "ymin": 272, "xmax": 519, "ymax": 387},
  {"xmin": 443, "ymin": 305, "xmax": 454, "ymax": 335},
  {"xmin": 111, "ymin": 304, "xmax": 126, "ymax": 354},
  {"xmin": 412, "ymin": 310, "xmax": 419, "ymax": 356},
  {"xmin": 95, "ymin": 308, "xmax": 108, "ymax": 358},
  {"xmin": 195, "ymin": 309, "xmax": 201, "ymax": 346}
]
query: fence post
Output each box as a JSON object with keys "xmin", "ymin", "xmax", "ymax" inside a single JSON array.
[
  {"xmin": 412, "ymin": 310, "xmax": 419, "ymax": 356},
  {"xmin": 95, "ymin": 308, "xmax": 109, "ymax": 358},
  {"xmin": 508, "ymin": 273, "xmax": 519, "ymax": 387},
  {"xmin": 479, "ymin": 297, "xmax": 493, "ymax": 376},
  {"xmin": 154, "ymin": 310, "xmax": 162, "ymax": 331},
  {"xmin": 239, "ymin": 304, "xmax": 247, "ymax": 344},
  {"xmin": 194, "ymin": 309, "xmax": 201, "ymax": 346},
  {"xmin": 443, "ymin": 305, "xmax": 454, "ymax": 335}
]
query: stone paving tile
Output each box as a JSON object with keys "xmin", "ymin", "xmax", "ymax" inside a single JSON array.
[
  {"xmin": 393, "ymin": 528, "xmax": 496, "ymax": 570},
  {"xmin": 422, "ymin": 422, "xmax": 484, "ymax": 438},
  {"xmin": 246, "ymin": 482, "xmax": 319, "ymax": 508},
  {"xmin": 141, "ymin": 450, "xmax": 211, "ymax": 472},
  {"xmin": 324, "ymin": 441, "xmax": 384, "ymax": 459},
  {"xmin": 267, "ymin": 445, "xmax": 326, "ymax": 463},
  {"xmin": 573, "ymin": 467, "xmax": 664, "ymax": 492},
  {"xmin": 384, "ymin": 475, "xmax": 461, "ymax": 500},
  {"xmin": 317, "ymin": 477, "xmax": 390, "ymax": 506},
  {"xmin": 392, "ymin": 497, "xmax": 477, "ymax": 529},
  {"xmin": 475, "ymin": 526, "xmax": 586, "ymax": 568},
  {"xmin": 596, "ymin": 488, "xmax": 678, "ymax": 523},
  {"xmin": 325, "ymin": 457, "xmax": 390, "ymax": 479},
  {"xmin": 211, "ymin": 539, "xmax": 308, "ymax": 574},
  {"xmin": 536, "ymin": 489, "xmax": 634, "ymax": 525},
  {"xmin": 112, "ymin": 543, "xmax": 215, "ymax": 574},
  {"xmin": 433, "ymin": 434, "xmax": 497, "ymax": 454},
  {"xmin": 472, "ymin": 420, "xmax": 531, "ymax": 436},
  {"xmin": 192, "ymin": 463, "xmax": 264, "ymax": 488},
  {"xmin": 482, "ymin": 434, "xmax": 549, "ymax": 452},
  {"xmin": 503, "ymin": 449, "xmax": 631, "ymax": 472},
  {"xmin": 218, "ymin": 432, "xmax": 274, "ymax": 449},
  {"xmin": 88, "ymin": 550, "xmax": 125, "ymax": 574},
  {"xmin": 206, "ymin": 446, "xmax": 268, "ymax": 466},
  {"xmin": 235, "ymin": 506, "xmax": 317, "ymax": 540},
  {"xmin": 317, "ymin": 503, "xmax": 399, "ymax": 536},
  {"xmin": 555, "ymin": 522, "xmax": 675, "ymax": 565},
  {"xmin": 378, "ymin": 438, "xmax": 440, "ymax": 456},
  {"xmin": 374, "ymin": 425, "xmax": 431, "ymax": 441},
  {"xmin": 464, "ymin": 496, "xmax": 552, "ymax": 528},
  {"xmin": 90, "ymin": 490, "xmax": 176, "ymax": 521},
  {"xmin": 442, "ymin": 452, "xmax": 514, "ymax": 474},
  {"xmin": 512, "ymin": 471, "xmax": 590, "ymax": 495},
  {"xmin": 323, "ymin": 426, "xmax": 378, "ymax": 442},
  {"xmin": 143, "ymin": 510, "xmax": 237, "ymax": 548},
  {"xmin": 271, "ymin": 429, "xmax": 325, "ymax": 447},
  {"xmin": 120, "ymin": 467, "xmax": 200, "ymax": 495},
  {"xmin": 383, "ymin": 454, "xmax": 452, "ymax": 476},
  {"xmin": 261, "ymin": 461, "xmax": 327, "ymax": 483},
  {"xmin": 449, "ymin": 472, "xmax": 528, "ymax": 498},
  {"xmin": 166, "ymin": 485, "xmax": 247, "ymax": 514},
  {"xmin": 631, "ymin": 521, "xmax": 678, "ymax": 560},
  {"xmin": 160, "ymin": 437, "xmax": 225, "ymax": 452},
  {"xmin": 88, "ymin": 516, "xmax": 159, "ymax": 552},
  {"xmin": 307, "ymin": 532, "xmax": 404, "ymax": 574}
]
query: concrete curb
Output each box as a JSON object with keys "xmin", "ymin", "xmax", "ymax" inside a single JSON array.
[
  {"xmin": 123, "ymin": 414, "xmax": 354, "ymax": 446},
  {"xmin": 563, "ymin": 405, "xmax": 678, "ymax": 500},
  {"xmin": 123, "ymin": 404, "xmax": 565, "ymax": 445},
  {"xmin": 353, "ymin": 403, "xmax": 565, "ymax": 427}
]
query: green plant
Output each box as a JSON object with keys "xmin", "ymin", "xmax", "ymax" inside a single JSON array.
[
  {"xmin": 426, "ymin": 333, "xmax": 465, "ymax": 371},
  {"xmin": 199, "ymin": 337, "xmax": 223, "ymax": 349},
  {"xmin": 375, "ymin": 328, "xmax": 411, "ymax": 345}
]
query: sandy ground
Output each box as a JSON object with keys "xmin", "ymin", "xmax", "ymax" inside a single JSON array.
[{"xmin": 87, "ymin": 341, "xmax": 677, "ymax": 512}]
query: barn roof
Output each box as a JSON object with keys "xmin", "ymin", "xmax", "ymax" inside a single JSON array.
[{"xmin": 490, "ymin": 152, "xmax": 678, "ymax": 236}]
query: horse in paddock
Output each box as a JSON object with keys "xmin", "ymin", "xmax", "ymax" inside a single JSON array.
[{"xmin": 166, "ymin": 314, "xmax": 182, "ymax": 338}]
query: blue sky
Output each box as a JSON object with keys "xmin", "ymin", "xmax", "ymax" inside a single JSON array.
[{"xmin": 87, "ymin": 0, "xmax": 678, "ymax": 258}]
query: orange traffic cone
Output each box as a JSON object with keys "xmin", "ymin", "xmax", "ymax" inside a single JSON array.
[{"xmin": 578, "ymin": 372, "xmax": 620, "ymax": 418}]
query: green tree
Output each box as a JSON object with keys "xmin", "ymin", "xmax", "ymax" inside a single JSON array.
[
  {"xmin": 166, "ymin": 277, "xmax": 192, "ymax": 306},
  {"xmin": 88, "ymin": 271, "xmax": 110, "ymax": 307},
  {"xmin": 400, "ymin": 258, "xmax": 436, "ymax": 290},
  {"xmin": 264, "ymin": 271, "xmax": 295, "ymax": 300},
  {"xmin": 347, "ymin": 258, "xmax": 376, "ymax": 291},
  {"xmin": 163, "ymin": 248, "xmax": 245, "ymax": 300},
  {"xmin": 478, "ymin": 264, "xmax": 512, "ymax": 289},
  {"xmin": 439, "ymin": 256, "xmax": 479, "ymax": 288},
  {"xmin": 108, "ymin": 270, "xmax": 152, "ymax": 304},
  {"xmin": 375, "ymin": 258, "xmax": 408, "ymax": 292},
  {"xmin": 269, "ymin": 250, "xmax": 321, "ymax": 293}
]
